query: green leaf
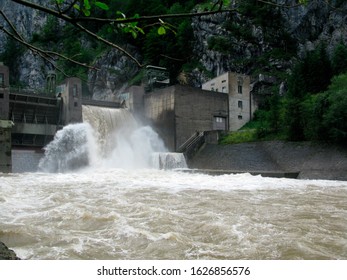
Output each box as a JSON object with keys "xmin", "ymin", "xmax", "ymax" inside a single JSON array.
[
  {"xmin": 95, "ymin": 1, "xmax": 109, "ymax": 10},
  {"xmin": 158, "ymin": 26, "xmax": 166, "ymax": 35},
  {"xmin": 82, "ymin": 8, "xmax": 91, "ymax": 16},
  {"xmin": 73, "ymin": 4, "xmax": 80, "ymax": 10},
  {"xmin": 136, "ymin": 26, "xmax": 145, "ymax": 35},
  {"xmin": 131, "ymin": 30, "xmax": 137, "ymax": 39},
  {"xmin": 116, "ymin": 11, "xmax": 126, "ymax": 19},
  {"xmin": 84, "ymin": 0, "xmax": 91, "ymax": 10}
]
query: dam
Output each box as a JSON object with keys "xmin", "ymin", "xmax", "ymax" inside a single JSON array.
[{"xmin": 0, "ymin": 64, "xmax": 228, "ymax": 173}]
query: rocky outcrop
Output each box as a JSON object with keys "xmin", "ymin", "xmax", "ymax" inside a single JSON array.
[
  {"xmin": 189, "ymin": 0, "xmax": 347, "ymax": 88},
  {"xmin": 88, "ymin": 47, "xmax": 141, "ymax": 100},
  {"xmin": 1, "ymin": 1, "xmax": 347, "ymax": 95},
  {"xmin": 0, "ymin": 241, "xmax": 20, "ymax": 260},
  {"xmin": 0, "ymin": 0, "xmax": 52, "ymax": 89},
  {"xmin": 278, "ymin": 0, "xmax": 347, "ymax": 56}
]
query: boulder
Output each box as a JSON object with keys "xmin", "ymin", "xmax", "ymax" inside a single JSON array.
[{"xmin": 0, "ymin": 241, "xmax": 20, "ymax": 260}]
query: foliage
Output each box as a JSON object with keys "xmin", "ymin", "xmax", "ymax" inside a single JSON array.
[
  {"xmin": 0, "ymin": 38, "xmax": 25, "ymax": 85},
  {"xmin": 332, "ymin": 42, "xmax": 347, "ymax": 76},
  {"xmin": 219, "ymin": 129, "xmax": 258, "ymax": 144},
  {"xmin": 321, "ymin": 73, "xmax": 347, "ymax": 143},
  {"xmin": 249, "ymin": 41, "xmax": 347, "ymax": 145},
  {"xmin": 283, "ymin": 44, "xmax": 333, "ymax": 141}
]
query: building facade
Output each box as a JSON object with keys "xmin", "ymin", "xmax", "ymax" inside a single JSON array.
[
  {"xmin": 141, "ymin": 85, "xmax": 229, "ymax": 151},
  {"xmin": 202, "ymin": 72, "xmax": 257, "ymax": 131},
  {"xmin": 0, "ymin": 63, "xmax": 13, "ymax": 172}
]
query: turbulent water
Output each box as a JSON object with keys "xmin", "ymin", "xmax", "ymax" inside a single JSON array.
[
  {"xmin": 1, "ymin": 170, "xmax": 347, "ymax": 260},
  {"xmin": 38, "ymin": 106, "xmax": 172, "ymax": 172},
  {"xmin": 2, "ymin": 106, "xmax": 347, "ymax": 260}
]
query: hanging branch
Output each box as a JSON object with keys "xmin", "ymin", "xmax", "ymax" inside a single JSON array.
[
  {"xmin": 10, "ymin": 0, "xmax": 236, "ymax": 68},
  {"xmin": 0, "ymin": 15, "xmax": 99, "ymax": 72}
]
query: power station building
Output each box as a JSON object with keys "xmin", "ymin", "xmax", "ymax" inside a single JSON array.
[
  {"xmin": 202, "ymin": 72, "xmax": 257, "ymax": 131},
  {"xmin": 124, "ymin": 71, "xmax": 256, "ymax": 151},
  {"xmin": 1, "ymin": 62, "xmax": 257, "ymax": 172}
]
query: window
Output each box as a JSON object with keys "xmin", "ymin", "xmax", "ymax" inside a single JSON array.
[
  {"xmin": 0, "ymin": 93, "xmax": 3, "ymax": 99},
  {"xmin": 237, "ymin": 78, "xmax": 243, "ymax": 94},
  {"xmin": 238, "ymin": 84, "xmax": 242, "ymax": 94},
  {"xmin": 74, "ymin": 101, "xmax": 78, "ymax": 107},
  {"xmin": 238, "ymin": 115, "xmax": 243, "ymax": 120},
  {"xmin": 213, "ymin": 116, "xmax": 226, "ymax": 130},
  {"xmin": 72, "ymin": 84, "xmax": 78, "ymax": 97},
  {"xmin": 238, "ymin": 101, "xmax": 243, "ymax": 109},
  {"xmin": 0, "ymin": 73, "xmax": 4, "ymax": 87}
]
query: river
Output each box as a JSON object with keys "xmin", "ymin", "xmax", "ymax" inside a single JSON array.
[
  {"xmin": 1, "ymin": 106, "xmax": 346, "ymax": 260},
  {"xmin": 1, "ymin": 169, "xmax": 347, "ymax": 260}
]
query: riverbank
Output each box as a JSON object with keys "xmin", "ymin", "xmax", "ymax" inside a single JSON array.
[{"xmin": 188, "ymin": 141, "xmax": 347, "ymax": 181}]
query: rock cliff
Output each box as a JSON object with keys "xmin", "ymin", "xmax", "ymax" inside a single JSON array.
[
  {"xmin": 1, "ymin": 1, "xmax": 347, "ymax": 95},
  {"xmin": 190, "ymin": 0, "xmax": 347, "ymax": 88},
  {"xmin": 88, "ymin": 47, "xmax": 141, "ymax": 100},
  {"xmin": 0, "ymin": 0, "xmax": 52, "ymax": 89}
]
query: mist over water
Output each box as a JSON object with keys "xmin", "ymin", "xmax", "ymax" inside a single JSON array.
[{"xmin": 39, "ymin": 106, "xmax": 174, "ymax": 172}]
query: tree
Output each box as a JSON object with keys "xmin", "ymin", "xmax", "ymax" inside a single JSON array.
[
  {"xmin": 332, "ymin": 41, "xmax": 347, "ymax": 76},
  {"xmin": 0, "ymin": 0, "xmax": 310, "ymax": 75},
  {"xmin": 322, "ymin": 73, "xmax": 347, "ymax": 143},
  {"xmin": 0, "ymin": 0, "xmax": 234, "ymax": 72}
]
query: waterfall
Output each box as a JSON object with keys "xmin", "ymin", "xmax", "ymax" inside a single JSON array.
[
  {"xmin": 38, "ymin": 122, "xmax": 97, "ymax": 173},
  {"xmin": 151, "ymin": 152, "xmax": 188, "ymax": 170},
  {"xmin": 38, "ymin": 106, "xmax": 187, "ymax": 172}
]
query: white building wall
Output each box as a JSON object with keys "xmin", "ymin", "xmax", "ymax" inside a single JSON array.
[{"xmin": 202, "ymin": 72, "xmax": 257, "ymax": 131}]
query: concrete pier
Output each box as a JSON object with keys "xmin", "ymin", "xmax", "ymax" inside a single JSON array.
[{"xmin": 0, "ymin": 120, "xmax": 13, "ymax": 173}]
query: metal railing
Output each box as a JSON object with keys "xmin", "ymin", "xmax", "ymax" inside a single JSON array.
[{"xmin": 177, "ymin": 131, "xmax": 205, "ymax": 159}]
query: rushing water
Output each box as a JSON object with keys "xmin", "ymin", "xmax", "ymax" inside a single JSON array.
[
  {"xmin": 38, "ymin": 106, "xmax": 172, "ymax": 172},
  {"xmin": 1, "ymin": 170, "xmax": 347, "ymax": 260},
  {"xmin": 1, "ymin": 106, "xmax": 347, "ymax": 260}
]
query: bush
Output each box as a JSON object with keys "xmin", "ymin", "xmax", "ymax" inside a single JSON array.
[
  {"xmin": 322, "ymin": 73, "xmax": 347, "ymax": 143},
  {"xmin": 219, "ymin": 129, "xmax": 258, "ymax": 144}
]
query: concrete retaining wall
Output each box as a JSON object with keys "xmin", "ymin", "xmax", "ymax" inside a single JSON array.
[{"xmin": 189, "ymin": 141, "xmax": 347, "ymax": 181}]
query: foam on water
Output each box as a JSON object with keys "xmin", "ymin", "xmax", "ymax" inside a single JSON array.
[
  {"xmin": 1, "ymin": 169, "xmax": 347, "ymax": 260},
  {"xmin": 3, "ymin": 105, "xmax": 347, "ymax": 260}
]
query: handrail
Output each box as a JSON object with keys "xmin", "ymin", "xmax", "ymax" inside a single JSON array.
[
  {"xmin": 177, "ymin": 131, "xmax": 205, "ymax": 160},
  {"xmin": 177, "ymin": 131, "xmax": 200, "ymax": 153}
]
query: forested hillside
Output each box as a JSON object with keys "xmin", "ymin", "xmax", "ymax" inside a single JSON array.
[{"xmin": 1, "ymin": 0, "xmax": 347, "ymax": 143}]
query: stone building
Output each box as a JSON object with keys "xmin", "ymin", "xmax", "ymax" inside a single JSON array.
[{"xmin": 202, "ymin": 72, "xmax": 257, "ymax": 131}]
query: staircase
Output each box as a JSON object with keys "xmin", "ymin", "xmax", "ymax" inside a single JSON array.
[{"xmin": 177, "ymin": 131, "xmax": 205, "ymax": 160}]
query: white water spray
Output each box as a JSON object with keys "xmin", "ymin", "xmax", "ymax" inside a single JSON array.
[
  {"xmin": 38, "ymin": 106, "xmax": 187, "ymax": 172},
  {"xmin": 38, "ymin": 122, "xmax": 97, "ymax": 173}
]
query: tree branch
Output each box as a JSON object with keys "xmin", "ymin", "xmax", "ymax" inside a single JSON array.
[
  {"xmin": 74, "ymin": 21, "xmax": 143, "ymax": 67},
  {"xmin": 74, "ymin": 9, "xmax": 236, "ymax": 24},
  {"xmin": 256, "ymin": 0, "xmax": 304, "ymax": 8},
  {"xmin": 8, "ymin": 0, "xmax": 235, "ymax": 68},
  {"xmin": 0, "ymin": 20, "xmax": 99, "ymax": 71},
  {"xmin": 11, "ymin": 0, "xmax": 74, "ymax": 23}
]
